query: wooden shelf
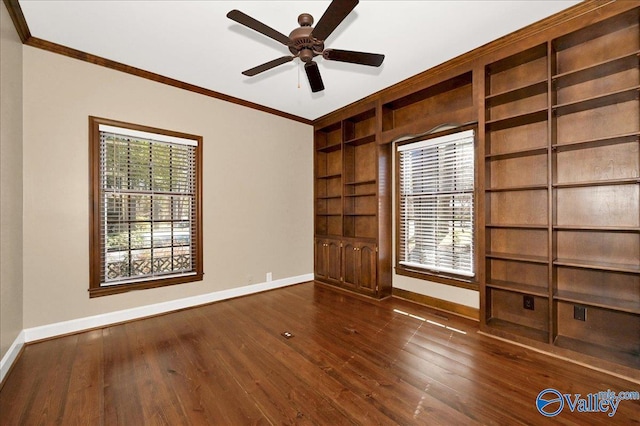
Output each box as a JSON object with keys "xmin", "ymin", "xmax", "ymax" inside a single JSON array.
[
  {"xmin": 316, "ymin": 142, "xmax": 342, "ymax": 153},
  {"xmin": 485, "ymin": 184, "xmax": 548, "ymax": 192},
  {"xmin": 344, "ymin": 179, "xmax": 376, "ymax": 186},
  {"xmin": 316, "ymin": 195, "xmax": 341, "ymax": 200},
  {"xmin": 553, "ymin": 131, "xmax": 640, "ymax": 152},
  {"xmin": 554, "ymin": 258, "xmax": 640, "ymax": 274},
  {"xmin": 485, "ymin": 80, "xmax": 547, "ymax": 107},
  {"xmin": 486, "ymin": 252, "xmax": 548, "ymax": 264},
  {"xmin": 554, "ymin": 290, "xmax": 640, "ymax": 314},
  {"xmin": 316, "ymin": 213, "xmax": 341, "ymax": 217},
  {"xmin": 344, "ymin": 134, "xmax": 375, "ymax": 147},
  {"xmin": 552, "ymin": 50, "xmax": 640, "ymax": 88},
  {"xmin": 315, "ymin": 122, "xmax": 342, "ymax": 152},
  {"xmin": 344, "ymin": 192, "xmax": 376, "ymax": 198},
  {"xmin": 553, "ymin": 225, "xmax": 640, "ymax": 233},
  {"xmin": 486, "ymin": 223, "xmax": 548, "ymax": 230},
  {"xmin": 553, "ymin": 85, "xmax": 640, "ymax": 116},
  {"xmin": 486, "ymin": 43, "xmax": 547, "ymax": 74},
  {"xmin": 317, "ymin": 173, "xmax": 341, "ymax": 180},
  {"xmin": 554, "ymin": 336, "xmax": 640, "ymax": 370},
  {"xmin": 553, "ymin": 177, "xmax": 640, "ymax": 188},
  {"xmin": 342, "ymin": 235, "xmax": 377, "ymax": 244},
  {"xmin": 486, "ymin": 280, "xmax": 549, "ymax": 297},
  {"xmin": 485, "ymin": 146, "xmax": 547, "ymax": 160},
  {"xmin": 486, "ymin": 318, "xmax": 549, "ymax": 344},
  {"xmin": 344, "ymin": 213, "xmax": 376, "ymax": 217},
  {"xmin": 485, "ymin": 108, "xmax": 547, "ymax": 131}
]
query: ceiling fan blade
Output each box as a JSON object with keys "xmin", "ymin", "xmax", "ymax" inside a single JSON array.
[
  {"xmin": 323, "ymin": 49, "xmax": 385, "ymax": 67},
  {"xmin": 227, "ymin": 10, "xmax": 290, "ymax": 46},
  {"xmin": 311, "ymin": 0, "xmax": 359, "ymax": 41},
  {"xmin": 242, "ymin": 56, "xmax": 295, "ymax": 76},
  {"xmin": 305, "ymin": 61, "xmax": 325, "ymax": 93}
]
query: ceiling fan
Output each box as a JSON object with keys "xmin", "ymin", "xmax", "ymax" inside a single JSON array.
[{"xmin": 227, "ymin": 0, "xmax": 384, "ymax": 93}]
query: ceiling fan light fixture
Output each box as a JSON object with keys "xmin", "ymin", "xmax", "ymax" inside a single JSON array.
[{"xmin": 299, "ymin": 48, "xmax": 315, "ymax": 63}]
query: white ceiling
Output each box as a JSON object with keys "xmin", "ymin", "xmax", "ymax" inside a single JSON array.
[{"xmin": 18, "ymin": 0, "xmax": 579, "ymax": 121}]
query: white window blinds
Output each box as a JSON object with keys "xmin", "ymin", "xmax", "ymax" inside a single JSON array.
[
  {"xmin": 397, "ymin": 129, "xmax": 475, "ymax": 277},
  {"xmin": 99, "ymin": 124, "xmax": 198, "ymax": 286}
]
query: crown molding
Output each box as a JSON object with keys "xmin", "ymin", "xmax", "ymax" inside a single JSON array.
[{"xmin": 2, "ymin": 0, "xmax": 312, "ymax": 125}]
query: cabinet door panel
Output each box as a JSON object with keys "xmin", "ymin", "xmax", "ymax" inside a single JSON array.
[
  {"xmin": 343, "ymin": 242, "xmax": 358, "ymax": 288},
  {"xmin": 327, "ymin": 240, "xmax": 342, "ymax": 282},
  {"xmin": 315, "ymin": 239, "xmax": 327, "ymax": 279},
  {"xmin": 358, "ymin": 243, "xmax": 377, "ymax": 294}
]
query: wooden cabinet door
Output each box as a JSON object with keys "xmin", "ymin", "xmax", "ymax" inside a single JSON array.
[
  {"xmin": 314, "ymin": 238, "xmax": 328, "ymax": 279},
  {"xmin": 342, "ymin": 241, "xmax": 358, "ymax": 288},
  {"xmin": 357, "ymin": 242, "xmax": 377, "ymax": 294},
  {"xmin": 326, "ymin": 239, "xmax": 342, "ymax": 283},
  {"xmin": 343, "ymin": 240, "xmax": 378, "ymax": 295}
]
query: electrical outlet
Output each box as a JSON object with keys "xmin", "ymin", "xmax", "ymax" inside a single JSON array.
[
  {"xmin": 574, "ymin": 305, "xmax": 587, "ymax": 321},
  {"xmin": 523, "ymin": 295, "xmax": 535, "ymax": 311},
  {"xmin": 266, "ymin": 272, "xmax": 272, "ymax": 282}
]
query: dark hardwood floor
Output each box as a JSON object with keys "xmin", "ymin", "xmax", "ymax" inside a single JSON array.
[{"xmin": 1, "ymin": 282, "xmax": 639, "ymax": 425}]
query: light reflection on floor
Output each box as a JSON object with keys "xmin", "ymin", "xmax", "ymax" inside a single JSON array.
[{"xmin": 393, "ymin": 308, "xmax": 467, "ymax": 335}]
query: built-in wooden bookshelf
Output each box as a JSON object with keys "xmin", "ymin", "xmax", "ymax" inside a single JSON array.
[
  {"xmin": 314, "ymin": 1, "xmax": 639, "ymax": 376},
  {"xmin": 550, "ymin": 8, "xmax": 640, "ymax": 369},
  {"xmin": 315, "ymin": 122, "xmax": 343, "ymax": 238},
  {"xmin": 484, "ymin": 42, "xmax": 551, "ymax": 344},
  {"xmin": 483, "ymin": 7, "xmax": 640, "ymax": 370},
  {"xmin": 314, "ymin": 105, "xmax": 391, "ymax": 297}
]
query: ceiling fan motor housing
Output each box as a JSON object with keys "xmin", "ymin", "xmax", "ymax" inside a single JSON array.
[{"xmin": 288, "ymin": 13, "xmax": 324, "ymax": 62}]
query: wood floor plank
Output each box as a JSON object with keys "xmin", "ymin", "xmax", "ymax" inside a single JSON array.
[
  {"xmin": 200, "ymin": 301, "xmax": 356, "ymax": 425},
  {"xmin": 220, "ymin": 297, "xmax": 402, "ymax": 425},
  {"xmin": 0, "ymin": 336, "xmax": 74, "ymax": 424},
  {"xmin": 164, "ymin": 307, "xmax": 279, "ymax": 424},
  {"xmin": 232, "ymin": 288, "xmax": 485, "ymax": 425},
  {"xmin": 2, "ymin": 282, "xmax": 639, "ymax": 425},
  {"xmin": 9, "ymin": 335, "xmax": 80, "ymax": 425},
  {"xmin": 59, "ymin": 330, "xmax": 104, "ymax": 425}
]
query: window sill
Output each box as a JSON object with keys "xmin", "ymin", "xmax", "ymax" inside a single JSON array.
[
  {"xmin": 89, "ymin": 273, "xmax": 203, "ymax": 298},
  {"xmin": 395, "ymin": 265, "xmax": 478, "ymax": 291}
]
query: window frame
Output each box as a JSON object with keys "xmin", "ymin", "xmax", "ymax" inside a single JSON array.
[
  {"xmin": 89, "ymin": 116, "xmax": 203, "ymax": 297},
  {"xmin": 395, "ymin": 124, "xmax": 479, "ymax": 290}
]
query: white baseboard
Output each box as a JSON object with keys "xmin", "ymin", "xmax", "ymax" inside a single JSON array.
[
  {"xmin": 23, "ymin": 273, "xmax": 313, "ymax": 343},
  {"xmin": 1, "ymin": 274, "xmax": 312, "ymax": 383},
  {"xmin": 0, "ymin": 330, "xmax": 25, "ymax": 384}
]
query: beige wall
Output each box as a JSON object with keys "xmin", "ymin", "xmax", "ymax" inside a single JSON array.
[
  {"xmin": 0, "ymin": 2, "xmax": 24, "ymax": 358},
  {"xmin": 393, "ymin": 275, "xmax": 479, "ymax": 309},
  {"xmin": 22, "ymin": 46, "xmax": 313, "ymax": 329}
]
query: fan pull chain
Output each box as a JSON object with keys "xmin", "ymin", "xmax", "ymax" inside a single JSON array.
[{"xmin": 298, "ymin": 62, "xmax": 301, "ymax": 89}]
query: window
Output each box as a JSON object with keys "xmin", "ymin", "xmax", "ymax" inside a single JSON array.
[
  {"xmin": 89, "ymin": 117, "xmax": 203, "ymax": 297},
  {"xmin": 396, "ymin": 128, "xmax": 475, "ymax": 286}
]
